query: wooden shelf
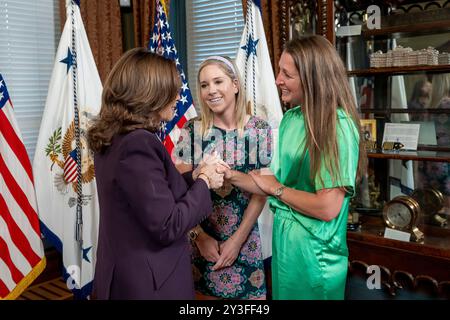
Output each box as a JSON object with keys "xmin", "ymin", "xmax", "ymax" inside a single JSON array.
[
  {"xmin": 362, "ymin": 20, "xmax": 450, "ymax": 39},
  {"xmin": 349, "ymin": 216, "xmax": 450, "ymax": 259},
  {"xmin": 347, "ymin": 216, "xmax": 450, "ymax": 283},
  {"xmin": 348, "ymin": 65, "xmax": 450, "ymax": 77},
  {"xmin": 359, "ymin": 108, "xmax": 450, "ymax": 114},
  {"xmin": 367, "ymin": 150, "xmax": 450, "ymax": 162}
]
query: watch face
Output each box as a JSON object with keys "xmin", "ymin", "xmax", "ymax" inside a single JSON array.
[
  {"xmin": 188, "ymin": 230, "xmax": 197, "ymax": 241},
  {"xmin": 385, "ymin": 202, "xmax": 412, "ymax": 229}
]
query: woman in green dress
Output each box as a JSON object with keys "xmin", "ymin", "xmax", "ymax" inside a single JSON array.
[{"xmin": 222, "ymin": 35, "xmax": 366, "ymax": 299}]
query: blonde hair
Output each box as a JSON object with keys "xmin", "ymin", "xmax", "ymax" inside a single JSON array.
[
  {"xmin": 285, "ymin": 35, "xmax": 366, "ymax": 186},
  {"xmin": 196, "ymin": 56, "xmax": 248, "ymax": 137}
]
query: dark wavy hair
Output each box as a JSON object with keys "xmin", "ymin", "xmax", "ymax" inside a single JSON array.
[{"xmin": 87, "ymin": 47, "xmax": 181, "ymax": 153}]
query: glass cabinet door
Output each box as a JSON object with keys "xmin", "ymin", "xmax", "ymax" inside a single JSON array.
[{"xmin": 334, "ymin": 1, "xmax": 450, "ymax": 227}]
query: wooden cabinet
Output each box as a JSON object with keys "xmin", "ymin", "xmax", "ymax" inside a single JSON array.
[{"xmin": 319, "ymin": 0, "xmax": 450, "ymax": 298}]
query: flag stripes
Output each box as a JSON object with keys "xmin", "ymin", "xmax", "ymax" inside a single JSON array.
[
  {"xmin": 149, "ymin": 0, "xmax": 197, "ymax": 156},
  {"xmin": 0, "ymin": 110, "xmax": 34, "ymax": 183},
  {"xmin": 0, "ymin": 195, "xmax": 40, "ymax": 267},
  {"xmin": 0, "ymin": 236, "xmax": 25, "ymax": 283},
  {"xmin": 0, "ymin": 279, "xmax": 8, "ymax": 297},
  {"xmin": 63, "ymin": 150, "xmax": 78, "ymax": 183},
  {"xmin": 0, "ymin": 73, "xmax": 45, "ymax": 300},
  {"xmin": 0, "ymin": 213, "xmax": 35, "ymax": 276},
  {"xmin": 0, "ymin": 155, "xmax": 40, "ymax": 236}
]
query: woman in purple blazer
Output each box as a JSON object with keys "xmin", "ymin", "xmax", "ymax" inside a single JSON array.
[{"xmin": 87, "ymin": 48, "xmax": 224, "ymax": 300}]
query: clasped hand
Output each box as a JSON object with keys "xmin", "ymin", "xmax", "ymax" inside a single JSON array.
[
  {"xmin": 194, "ymin": 151, "xmax": 230, "ymax": 189},
  {"xmin": 195, "ymin": 233, "xmax": 241, "ymax": 271}
]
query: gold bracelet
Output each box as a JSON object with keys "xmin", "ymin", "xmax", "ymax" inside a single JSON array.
[{"xmin": 198, "ymin": 173, "xmax": 211, "ymax": 187}]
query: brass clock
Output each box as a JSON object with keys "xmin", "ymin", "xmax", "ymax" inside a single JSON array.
[
  {"xmin": 411, "ymin": 188, "xmax": 444, "ymax": 216},
  {"xmin": 383, "ymin": 196, "xmax": 424, "ymax": 242},
  {"xmin": 411, "ymin": 188, "xmax": 448, "ymax": 227}
]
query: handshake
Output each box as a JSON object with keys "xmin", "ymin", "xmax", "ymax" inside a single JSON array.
[{"xmin": 193, "ymin": 152, "xmax": 230, "ymax": 189}]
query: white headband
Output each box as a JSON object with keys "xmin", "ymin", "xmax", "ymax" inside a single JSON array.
[{"xmin": 205, "ymin": 56, "xmax": 236, "ymax": 76}]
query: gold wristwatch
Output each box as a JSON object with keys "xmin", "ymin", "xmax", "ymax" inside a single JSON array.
[
  {"xmin": 188, "ymin": 227, "xmax": 203, "ymax": 241},
  {"xmin": 274, "ymin": 185, "xmax": 285, "ymax": 198}
]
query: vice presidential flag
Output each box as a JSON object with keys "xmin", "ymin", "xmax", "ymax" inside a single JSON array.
[
  {"xmin": 0, "ymin": 74, "xmax": 46, "ymax": 299},
  {"xmin": 33, "ymin": 0, "xmax": 102, "ymax": 299},
  {"xmin": 236, "ymin": 0, "xmax": 283, "ymax": 259},
  {"xmin": 149, "ymin": 0, "xmax": 197, "ymax": 156}
]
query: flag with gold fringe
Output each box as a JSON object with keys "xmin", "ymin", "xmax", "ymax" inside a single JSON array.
[{"xmin": 0, "ymin": 73, "xmax": 46, "ymax": 300}]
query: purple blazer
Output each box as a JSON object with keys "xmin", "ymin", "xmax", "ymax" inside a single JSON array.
[{"xmin": 92, "ymin": 129, "xmax": 212, "ymax": 299}]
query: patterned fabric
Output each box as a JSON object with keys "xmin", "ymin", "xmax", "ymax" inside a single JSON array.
[{"xmin": 174, "ymin": 116, "xmax": 272, "ymax": 299}]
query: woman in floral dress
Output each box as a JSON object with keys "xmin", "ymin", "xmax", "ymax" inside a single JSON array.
[{"xmin": 174, "ymin": 56, "xmax": 272, "ymax": 299}]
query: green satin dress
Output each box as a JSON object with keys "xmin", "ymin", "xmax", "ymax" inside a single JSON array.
[{"xmin": 268, "ymin": 106, "xmax": 359, "ymax": 300}]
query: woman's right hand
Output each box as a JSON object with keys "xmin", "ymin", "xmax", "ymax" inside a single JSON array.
[{"xmin": 195, "ymin": 232, "xmax": 220, "ymax": 263}]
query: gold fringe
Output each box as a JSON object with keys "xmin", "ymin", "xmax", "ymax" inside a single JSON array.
[
  {"xmin": 1, "ymin": 257, "xmax": 47, "ymax": 300},
  {"xmin": 161, "ymin": 0, "xmax": 168, "ymax": 16}
]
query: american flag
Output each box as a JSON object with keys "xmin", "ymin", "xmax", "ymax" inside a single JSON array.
[
  {"xmin": 0, "ymin": 73, "xmax": 45, "ymax": 299},
  {"xmin": 149, "ymin": 0, "xmax": 197, "ymax": 155}
]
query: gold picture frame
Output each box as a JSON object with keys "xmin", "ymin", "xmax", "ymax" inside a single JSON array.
[{"xmin": 361, "ymin": 119, "xmax": 377, "ymax": 150}]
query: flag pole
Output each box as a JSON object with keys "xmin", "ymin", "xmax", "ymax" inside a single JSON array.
[{"xmin": 71, "ymin": 0, "xmax": 83, "ymax": 247}]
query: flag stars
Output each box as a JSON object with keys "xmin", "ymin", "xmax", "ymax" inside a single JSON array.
[
  {"xmin": 166, "ymin": 32, "xmax": 172, "ymax": 41},
  {"xmin": 82, "ymin": 246, "xmax": 92, "ymax": 263},
  {"xmin": 60, "ymin": 47, "xmax": 75, "ymax": 74},
  {"xmin": 181, "ymin": 82, "xmax": 188, "ymax": 92},
  {"xmin": 0, "ymin": 79, "xmax": 4, "ymax": 89},
  {"xmin": 180, "ymin": 95, "xmax": 188, "ymax": 105},
  {"xmin": 241, "ymin": 35, "xmax": 259, "ymax": 60},
  {"xmin": 180, "ymin": 71, "xmax": 185, "ymax": 79},
  {"xmin": 165, "ymin": 45, "xmax": 172, "ymax": 55},
  {"xmin": 0, "ymin": 91, "xmax": 4, "ymax": 101},
  {"xmin": 160, "ymin": 121, "xmax": 168, "ymax": 132},
  {"xmin": 151, "ymin": 32, "xmax": 159, "ymax": 43}
]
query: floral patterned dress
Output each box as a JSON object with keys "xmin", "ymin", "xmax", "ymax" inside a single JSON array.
[{"xmin": 174, "ymin": 116, "xmax": 272, "ymax": 299}]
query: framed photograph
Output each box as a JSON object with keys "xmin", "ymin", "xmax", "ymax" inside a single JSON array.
[
  {"xmin": 361, "ymin": 119, "xmax": 377, "ymax": 142},
  {"xmin": 360, "ymin": 119, "xmax": 377, "ymax": 151}
]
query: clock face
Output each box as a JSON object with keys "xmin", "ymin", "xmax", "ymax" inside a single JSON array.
[{"xmin": 386, "ymin": 202, "xmax": 412, "ymax": 229}]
